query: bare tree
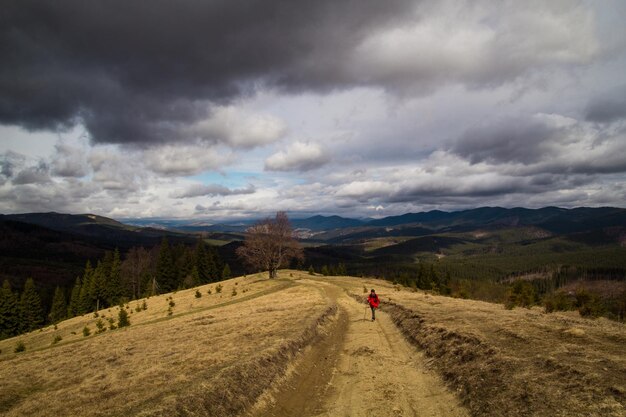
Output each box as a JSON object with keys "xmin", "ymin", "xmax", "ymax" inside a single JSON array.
[
  {"xmin": 121, "ymin": 246, "xmax": 151, "ymax": 299},
  {"xmin": 237, "ymin": 211, "xmax": 303, "ymax": 279}
]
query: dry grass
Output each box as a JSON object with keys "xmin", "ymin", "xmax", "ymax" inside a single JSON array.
[
  {"xmin": 332, "ymin": 276, "xmax": 626, "ymax": 417},
  {"xmin": 0, "ymin": 271, "xmax": 335, "ymax": 417},
  {"xmin": 0, "ymin": 273, "xmax": 286, "ymax": 355}
]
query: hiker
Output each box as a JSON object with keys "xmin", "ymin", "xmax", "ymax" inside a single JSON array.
[{"xmin": 367, "ymin": 289, "xmax": 380, "ymax": 321}]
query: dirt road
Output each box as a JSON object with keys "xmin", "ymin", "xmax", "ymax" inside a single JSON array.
[{"xmin": 256, "ymin": 279, "xmax": 469, "ymax": 417}]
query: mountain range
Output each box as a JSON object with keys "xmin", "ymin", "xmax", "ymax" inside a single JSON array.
[{"xmin": 2, "ymin": 206, "xmax": 625, "ymax": 241}]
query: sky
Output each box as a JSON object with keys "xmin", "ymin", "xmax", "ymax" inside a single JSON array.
[{"xmin": 1, "ymin": 0, "xmax": 625, "ymax": 221}]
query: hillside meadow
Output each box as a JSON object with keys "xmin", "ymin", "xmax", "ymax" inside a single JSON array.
[
  {"xmin": 332, "ymin": 276, "xmax": 626, "ymax": 417},
  {"xmin": 0, "ymin": 272, "xmax": 335, "ymax": 416},
  {"xmin": 1, "ymin": 270, "xmax": 624, "ymax": 417}
]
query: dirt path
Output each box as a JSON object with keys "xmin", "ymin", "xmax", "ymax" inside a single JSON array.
[{"xmin": 255, "ymin": 279, "xmax": 469, "ymax": 417}]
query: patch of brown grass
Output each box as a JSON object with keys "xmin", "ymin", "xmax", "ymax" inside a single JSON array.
[
  {"xmin": 0, "ymin": 272, "xmax": 335, "ymax": 417},
  {"xmin": 335, "ymin": 277, "xmax": 626, "ymax": 417}
]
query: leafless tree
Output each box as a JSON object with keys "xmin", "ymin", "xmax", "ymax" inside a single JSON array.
[
  {"xmin": 121, "ymin": 246, "xmax": 151, "ymax": 299},
  {"xmin": 237, "ymin": 211, "xmax": 303, "ymax": 279}
]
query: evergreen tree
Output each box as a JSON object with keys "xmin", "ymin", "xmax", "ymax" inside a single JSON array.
[
  {"xmin": 156, "ymin": 238, "xmax": 177, "ymax": 292},
  {"xmin": 49, "ymin": 286, "xmax": 67, "ymax": 323},
  {"xmin": 79, "ymin": 261, "xmax": 95, "ymax": 313},
  {"xmin": 195, "ymin": 240, "xmax": 210, "ymax": 284},
  {"xmin": 90, "ymin": 260, "xmax": 108, "ymax": 311},
  {"xmin": 106, "ymin": 248, "xmax": 123, "ymax": 305},
  {"xmin": 118, "ymin": 306, "xmax": 130, "ymax": 328},
  {"xmin": 0, "ymin": 280, "xmax": 20, "ymax": 339},
  {"xmin": 68, "ymin": 277, "xmax": 82, "ymax": 317},
  {"xmin": 222, "ymin": 264, "xmax": 231, "ymax": 280},
  {"xmin": 20, "ymin": 278, "xmax": 44, "ymax": 332},
  {"xmin": 208, "ymin": 245, "xmax": 223, "ymax": 282}
]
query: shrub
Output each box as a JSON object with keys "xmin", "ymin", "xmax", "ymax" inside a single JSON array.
[
  {"xmin": 14, "ymin": 341, "xmax": 26, "ymax": 353},
  {"xmin": 118, "ymin": 308, "xmax": 130, "ymax": 328},
  {"xmin": 207, "ymin": 288, "xmax": 212, "ymax": 295},
  {"xmin": 52, "ymin": 335, "xmax": 62, "ymax": 345},
  {"xmin": 543, "ymin": 292, "xmax": 573, "ymax": 313},
  {"xmin": 107, "ymin": 317, "xmax": 117, "ymax": 330},
  {"xmin": 95, "ymin": 319, "xmax": 106, "ymax": 334},
  {"xmin": 575, "ymin": 288, "xmax": 605, "ymax": 318},
  {"xmin": 142, "ymin": 300, "xmax": 148, "ymax": 310},
  {"xmin": 505, "ymin": 281, "xmax": 536, "ymax": 309},
  {"xmin": 93, "ymin": 311, "xmax": 99, "ymax": 318},
  {"xmin": 167, "ymin": 306, "xmax": 173, "ymax": 316},
  {"xmin": 169, "ymin": 300, "xmax": 175, "ymax": 307},
  {"xmin": 308, "ymin": 266, "xmax": 315, "ymax": 275},
  {"xmin": 195, "ymin": 290, "xmax": 202, "ymax": 298},
  {"xmin": 82, "ymin": 326, "xmax": 91, "ymax": 337},
  {"xmin": 216, "ymin": 284, "xmax": 223, "ymax": 293},
  {"xmin": 232, "ymin": 288, "xmax": 237, "ymax": 297}
]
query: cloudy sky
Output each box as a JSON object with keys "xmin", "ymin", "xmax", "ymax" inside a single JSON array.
[{"xmin": 1, "ymin": 0, "xmax": 625, "ymax": 220}]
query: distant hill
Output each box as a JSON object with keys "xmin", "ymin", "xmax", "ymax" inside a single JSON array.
[
  {"xmin": 291, "ymin": 215, "xmax": 364, "ymax": 231},
  {"xmin": 0, "ymin": 213, "xmax": 197, "ymax": 294},
  {"xmin": 365, "ymin": 206, "xmax": 626, "ymax": 232},
  {"xmin": 118, "ymin": 207, "xmax": 626, "ymax": 237},
  {"xmin": 0, "ymin": 212, "xmax": 194, "ymax": 247}
]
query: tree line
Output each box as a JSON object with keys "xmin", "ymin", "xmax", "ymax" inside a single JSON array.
[{"xmin": 0, "ymin": 238, "xmax": 227, "ymax": 340}]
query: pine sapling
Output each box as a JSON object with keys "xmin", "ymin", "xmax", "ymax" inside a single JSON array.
[
  {"xmin": 118, "ymin": 307, "xmax": 130, "ymax": 328},
  {"xmin": 95, "ymin": 319, "xmax": 106, "ymax": 334}
]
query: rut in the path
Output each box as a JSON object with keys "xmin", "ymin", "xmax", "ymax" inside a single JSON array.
[{"xmin": 256, "ymin": 279, "xmax": 469, "ymax": 417}]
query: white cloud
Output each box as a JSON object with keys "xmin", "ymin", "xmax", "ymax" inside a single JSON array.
[
  {"xmin": 143, "ymin": 144, "xmax": 233, "ymax": 177},
  {"xmin": 187, "ymin": 106, "xmax": 287, "ymax": 148},
  {"xmin": 265, "ymin": 142, "xmax": 330, "ymax": 172},
  {"xmin": 51, "ymin": 141, "xmax": 89, "ymax": 178},
  {"xmin": 351, "ymin": 0, "xmax": 599, "ymax": 92},
  {"xmin": 171, "ymin": 183, "xmax": 255, "ymax": 199}
]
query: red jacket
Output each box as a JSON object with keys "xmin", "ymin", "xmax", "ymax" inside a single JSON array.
[{"xmin": 368, "ymin": 293, "xmax": 380, "ymax": 308}]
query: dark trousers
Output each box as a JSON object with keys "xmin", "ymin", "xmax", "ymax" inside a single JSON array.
[{"xmin": 370, "ymin": 306, "xmax": 376, "ymax": 320}]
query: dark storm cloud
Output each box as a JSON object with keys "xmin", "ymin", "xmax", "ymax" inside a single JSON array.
[
  {"xmin": 451, "ymin": 118, "xmax": 559, "ymax": 165},
  {"xmin": 0, "ymin": 0, "xmax": 415, "ymax": 145},
  {"xmin": 585, "ymin": 86, "xmax": 626, "ymax": 123}
]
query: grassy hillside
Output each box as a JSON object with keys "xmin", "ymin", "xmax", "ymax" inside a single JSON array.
[
  {"xmin": 1, "ymin": 271, "xmax": 624, "ymax": 417},
  {"xmin": 0, "ymin": 272, "xmax": 335, "ymax": 416},
  {"xmin": 333, "ymin": 276, "xmax": 626, "ymax": 417}
]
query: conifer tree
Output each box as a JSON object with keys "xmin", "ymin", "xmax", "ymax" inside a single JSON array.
[
  {"xmin": 68, "ymin": 277, "xmax": 82, "ymax": 317},
  {"xmin": 106, "ymin": 248, "xmax": 123, "ymax": 305},
  {"xmin": 156, "ymin": 238, "xmax": 177, "ymax": 292},
  {"xmin": 20, "ymin": 278, "xmax": 44, "ymax": 332},
  {"xmin": 208, "ymin": 245, "xmax": 222, "ymax": 282},
  {"xmin": 49, "ymin": 286, "xmax": 67, "ymax": 323},
  {"xmin": 222, "ymin": 264, "xmax": 231, "ymax": 280},
  {"xmin": 90, "ymin": 260, "xmax": 108, "ymax": 311},
  {"xmin": 186, "ymin": 265, "xmax": 200, "ymax": 288},
  {"xmin": 118, "ymin": 306, "xmax": 130, "ymax": 328},
  {"xmin": 195, "ymin": 240, "xmax": 210, "ymax": 284},
  {"xmin": 0, "ymin": 280, "xmax": 20, "ymax": 339},
  {"xmin": 79, "ymin": 261, "xmax": 94, "ymax": 313}
]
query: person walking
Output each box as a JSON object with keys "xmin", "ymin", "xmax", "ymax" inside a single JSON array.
[{"xmin": 367, "ymin": 289, "xmax": 380, "ymax": 321}]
